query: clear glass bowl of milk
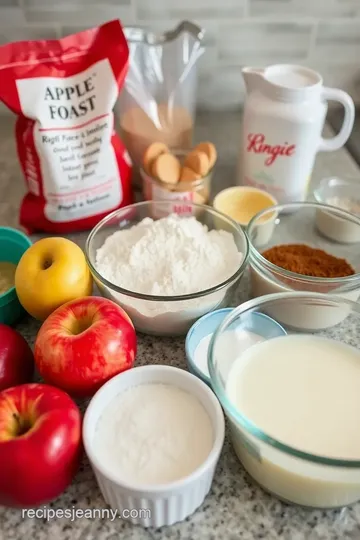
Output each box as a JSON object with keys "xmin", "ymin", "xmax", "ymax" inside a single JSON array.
[{"xmin": 208, "ymin": 292, "xmax": 360, "ymax": 509}]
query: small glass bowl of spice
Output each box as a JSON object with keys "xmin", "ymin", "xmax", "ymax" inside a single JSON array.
[
  {"xmin": 313, "ymin": 177, "xmax": 360, "ymax": 243},
  {"xmin": 247, "ymin": 202, "xmax": 360, "ymax": 330},
  {"xmin": 140, "ymin": 141, "xmax": 216, "ymax": 218}
]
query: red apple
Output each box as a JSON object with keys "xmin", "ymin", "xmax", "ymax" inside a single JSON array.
[
  {"xmin": 34, "ymin": 296, "xmax": 137, "ymax": 397},
  {"xmin": 0, "ymin": 383, "xmax": 81, "ymax": 507},
  {"xmin": 0, "ymin": 324, "xmax": 34, "ymax": 391}
]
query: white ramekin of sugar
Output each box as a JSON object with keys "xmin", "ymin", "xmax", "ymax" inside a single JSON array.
[{"xmin": 83, "ymin": 365, "xmax": 225, "ymax": 528}]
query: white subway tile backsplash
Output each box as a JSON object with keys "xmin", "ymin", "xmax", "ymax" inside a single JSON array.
[
  {"xmin": 337, "ymin": 0, "xmax": 360, "ymax": 15},
  {"xmin": 0, "ymin": 0, "xmax": 359, "ymax": 107},
  {"xmin": 307, "ymin": 61, "xmax": 360, "ymax": 102},
  {"xmin": 198, "ymin": 67, "xmax": 245, "ymax": 109},
  {"xmin": 249, "ymin": 0, "xmax": 296, "ymax": 17},
  {"xmin": 201, "ymin": 23, "xmax": 218, "ymax": 44},
  {"xmin": 0, "ymin": 7, "xmax": 26, "ymax": 25},
  {"xmin": 130, "ymin": 19, "xmax": 218, "ymax": 42},
  {"xmin": 198, "ymin": 45, "xmax": 218, "ymax": 75},
  {"xmin": 23, "ymin": 0, "xmax": 130, "ymax": 6},
  {"xmin": 136, "ymin": 0, "xmax": 246, "ymax": 21},
  {"xmin": 0, "ymin": 26, "xmax": 59, "ymax": 43},
  {"xmin": 192, "ymin": 22, "xmax": 219, "ymax": 74},
  {"xmin": 24, "ymin": 6, "xmax": 134, "ymax": 26},
  {"xmin": 250, "ymin": 0, "xmax": 360, "ymax": 17},
  {"xmin": 218, "ymin": 21, "xmax": 313, "ymax": 65},
  {"xmin": 59, "ymin": 26, "xmax": 93, "ymax": 36},
  {"xmin": 313, "ymin": 21, "xmax": 360, "ymax": 62}
]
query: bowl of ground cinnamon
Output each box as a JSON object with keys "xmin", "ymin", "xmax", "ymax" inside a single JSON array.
[
  {"xmin": 247, "ymin": 202, "xmax": 360, "ymax": 330},
  {"xmin": 262, "ymin": 244, "xmax": 355, "ymax": 279}
]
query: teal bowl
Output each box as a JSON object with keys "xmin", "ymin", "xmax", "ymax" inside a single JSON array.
[{"xmin": 0, "ymin": 227, "xmax": 32, "ymax": 325}]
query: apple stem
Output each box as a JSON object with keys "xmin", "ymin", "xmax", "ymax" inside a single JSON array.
[
  {"xmin": 13, "ymin": 412, "xmax": 21, "ymax": 428},
  {"xmin": 12, "ymin": 412, "xmax": 30, "ymax": 436},
  {"xmin": 42, "ymin": 258, "xmax": 53, "ymax": 270}
]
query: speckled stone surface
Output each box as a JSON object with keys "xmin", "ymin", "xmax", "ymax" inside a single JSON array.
[{"xmin": 1, "ymin": 112, "xmax": 360, "ymax": 540}]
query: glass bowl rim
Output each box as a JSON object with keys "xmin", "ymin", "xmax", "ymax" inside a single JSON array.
[
  {"xmin": 208, "ymin": 290, "xmax": 360, "ymax": 468},
  {"xmin": 85, "ymin": 201, "xmax": 250, "ymax": 302},
  {"xmin": 313, "ymin": 176, "xmax": 360, "ymax": 203},
  {"xmin": 247, "ymin": 201, "xmax": 360, "ymax": 285},
  {"xmin": 185, "ymin": 307, "xmax": 234, "ymax": 385}
]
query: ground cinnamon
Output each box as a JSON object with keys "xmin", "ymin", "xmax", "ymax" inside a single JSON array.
[{"xmin": 262, "ymin": 244, "xmax": 355, "ymax": 278}]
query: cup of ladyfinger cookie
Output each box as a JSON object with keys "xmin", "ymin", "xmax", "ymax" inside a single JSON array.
[{"xmin": 140, "ymin": 142, "xmax": 217, "ymax": 218}]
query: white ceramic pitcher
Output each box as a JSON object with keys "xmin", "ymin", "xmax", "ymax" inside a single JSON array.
[{"xmin": 238, "ymin": 64, "xmax": 355, "ymax": 204}]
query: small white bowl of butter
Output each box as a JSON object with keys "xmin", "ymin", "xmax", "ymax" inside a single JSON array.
[
  {"xmin": 213, "ymin": 186, "xmax": 278, "ymax": 245},
  {"xmin": 83, "ymin": 365, "xmax": 225, "ymax": 528}
]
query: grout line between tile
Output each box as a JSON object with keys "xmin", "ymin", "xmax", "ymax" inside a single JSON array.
[
  {"xmin": 217, "ymin": 15, "xmax": 318, "ymax": 27},
  {"xmin": 307, "ymin": 19, "xmax": 319, "ymax": 60},
  {"xmin": 243, "ymin": 0, "xmax": 249, "ymax": 18},
  {"xmin": 127, "ymin": 0, "xmax": 137, "ymax": 24}
]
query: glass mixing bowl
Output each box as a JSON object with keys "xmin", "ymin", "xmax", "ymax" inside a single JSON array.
[
  {"xmin": 247, "ymin": 202, "xmax": 360, "ymax": 329},
  {"xmin": 209, "ymin": 292, "xmax": 360, "ymax": 509},
  {"xmin": 85, "ymin": 201, "xmax": 249, "ymax": 336}
]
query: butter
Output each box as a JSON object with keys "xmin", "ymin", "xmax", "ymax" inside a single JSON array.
[{"xmin": 213, "ymin": 187, "xmax": 277, "ymax": 226}]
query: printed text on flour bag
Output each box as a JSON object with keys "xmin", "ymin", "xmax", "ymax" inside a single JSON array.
[
  {"xmin": 16, "ymin": 60, "xmax": 123, "ymax": 224},
  {"xmin": 0, "ymin": 20, "xmax": 132, "ymax": 233}
]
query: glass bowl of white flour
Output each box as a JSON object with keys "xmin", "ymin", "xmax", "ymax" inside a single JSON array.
[{"xmin": 85, "ymin": 201, "xmax": 249, "ymax": 335}]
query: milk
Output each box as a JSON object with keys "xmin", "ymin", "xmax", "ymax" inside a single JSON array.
[{"xmin": 226, "ymin": 334, "xmax": 360, "ymax": 507}]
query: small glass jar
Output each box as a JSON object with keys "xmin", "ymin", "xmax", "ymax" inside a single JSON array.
[{"xmin": 140, "ymin": 150, "xmax": 213, "ymax": 219}]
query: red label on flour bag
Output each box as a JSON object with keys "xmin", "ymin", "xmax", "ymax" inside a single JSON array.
[{"xmin": 0, "ymin": 20, "xmax": 133, "ymax": 233}]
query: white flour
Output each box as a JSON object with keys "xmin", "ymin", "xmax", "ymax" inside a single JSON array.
[
  {"xmin": 95, "ymin": 214, "xmax": 242, "ymax": 296},
  {"xmin": 94, "ymin": 383, "xmax": 214, "ymax": 485},
  {"xmin": 95, "ymin": 214, "xmax": 243, "ymax": 334}
]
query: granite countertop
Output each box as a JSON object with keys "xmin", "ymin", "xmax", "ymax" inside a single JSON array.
[{"xmin": 1, "ymin": 111, "xmax": 360, "ymax": 540}]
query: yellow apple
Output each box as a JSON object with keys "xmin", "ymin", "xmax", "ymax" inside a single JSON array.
[{"xmin": 15, "ymin": 237, "xmax": 93, "ymax": 320}]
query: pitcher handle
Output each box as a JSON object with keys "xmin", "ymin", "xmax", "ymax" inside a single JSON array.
[{"xmin": 319, "ymin": 87, "xmax": 355, "ymax": 152}]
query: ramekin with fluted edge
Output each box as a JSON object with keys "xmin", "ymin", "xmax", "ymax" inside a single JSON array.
[{"xmin": 83, "ymin": 365, "xmax": 225, "ymax": 528}]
